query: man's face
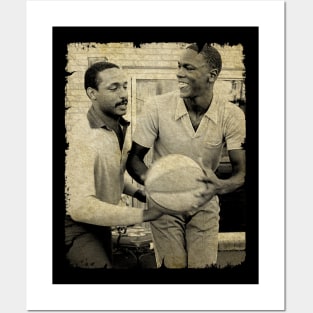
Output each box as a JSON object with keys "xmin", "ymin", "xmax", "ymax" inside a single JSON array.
[
  {"xmin": 176, "ymin": 49, "xmax": 210, "ymax": 99},
  {"xmin": 93, "ymin": 68, "xmax": 128, "ymax": 118}
]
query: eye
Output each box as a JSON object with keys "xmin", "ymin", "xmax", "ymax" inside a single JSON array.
[
  {"xmin": 108, "ymin": 85, "xmax": 118, "ymax": 91},
  {"xmin": 185, "ymin": 65, "xmax": 195, "ymax": 71},
  {"xmin": 178, "ymin": 63, "xmax": 195, "ymax": 71}
]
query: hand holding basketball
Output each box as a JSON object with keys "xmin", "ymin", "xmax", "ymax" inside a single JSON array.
[
  {"xmin": 193, "ymin": 168, "xmax": 219, "ymax": 209},
  {"xmin": 142, "ymin": 194, "xmax": 169, "ymax": 221},
  {"xmin": 144, "ymin": 154, "xmax": 209, "ymax": 214}
]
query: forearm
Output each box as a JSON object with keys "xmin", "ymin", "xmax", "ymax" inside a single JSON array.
[
  {"xmin": 143, "ymin": 208, "xmax": 161, "ymax": 222},
  {"xmin": 214, "ymin": 149, "xmax": 246, "ymax": 195},
  {"xmin": 123, "ymin": 181, "xmax": 138, "ymax": 197},
  {"xmin": 68, "ymin": 195, "xmax": 144, "ymax": 226},
  {"xmin": 126, "ymin": 154, "xmax": 148, "ymax": 185},
  {"xmin": 214, "ymin": 171, "xmax": 245, "ymax": 195}
]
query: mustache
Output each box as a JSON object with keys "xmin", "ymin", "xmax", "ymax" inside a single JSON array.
[{"xmin": 115, "ymin": 99, "xmax": 128, "ymax": 107}]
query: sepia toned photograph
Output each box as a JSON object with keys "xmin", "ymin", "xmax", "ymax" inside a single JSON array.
[{"xmin": 53, "ymin": 26, "xmax": 259, "ymax": 284}]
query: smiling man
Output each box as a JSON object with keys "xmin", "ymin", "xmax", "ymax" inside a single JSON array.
[
  {"xmin": 126, "ymin": 43, "xmax": 246, "ymax": 269},
  {"xmin": 65, "ymin": 61, "xmax": 164, "ymax": 269}
]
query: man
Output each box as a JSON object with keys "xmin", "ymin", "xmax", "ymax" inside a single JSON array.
[
  {"xmin": 126, "ymin": 43, "xmax": 246, "ymax": 268},
  {"xmin": 65, "ymin": 61, "xmax": 163, "ymax": 269}
]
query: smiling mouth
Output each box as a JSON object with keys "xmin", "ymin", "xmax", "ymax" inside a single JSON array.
[{"xmin": 178, "ymin": 82, "xmax": 188, "ymax": 88}]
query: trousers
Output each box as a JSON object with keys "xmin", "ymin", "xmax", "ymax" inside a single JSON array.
[
  {"xmin": 150, "ymin": 196, "xmax": 220, "ymax": 268},
  {"xmin": 64, "ymin": 215, "xmax": 113, "ymax": 269}
]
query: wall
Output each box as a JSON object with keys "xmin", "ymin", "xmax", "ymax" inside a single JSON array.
[{"xmin": 65, "ymin": 42, "xmax": 246, "ymax": 131}]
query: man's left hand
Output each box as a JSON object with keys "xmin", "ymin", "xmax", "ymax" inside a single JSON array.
[
  {"xmin": 192, "ymin": 169, "xmax": 219, "ymax": 209},
  {"xmin": 134, "ymin": 189, "xmax": 146, "ymax": 202}
]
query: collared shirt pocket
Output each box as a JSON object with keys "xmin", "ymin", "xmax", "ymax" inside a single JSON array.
[{"xmin": 201, "ymin": 136, "xmax": 224, "ymax": 171}]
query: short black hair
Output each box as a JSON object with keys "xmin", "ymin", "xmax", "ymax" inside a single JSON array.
[
  {"xmin": 84, "ymin": 61, "xmax": 119, "ymax": 90},
  {"xmin": 186, "ymin": 43, "xmax": 222, "ymax": 75}
]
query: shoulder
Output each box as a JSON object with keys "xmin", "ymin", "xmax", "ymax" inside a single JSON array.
[
  {"xmin": 223, "ymin": 99, "xmax": 245, "ymax": 120},
  {"xmin": 68, "ymin": 116, "xmax": 89, "ymax": 137},
  {"xmin": 67, "ymin": 115, "xmax": 99, "ymax": 149}
]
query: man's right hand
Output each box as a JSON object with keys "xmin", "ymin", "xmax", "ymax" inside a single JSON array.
[{"xmin": 143, "ymin": 196, "xmax": 167, "ymax": 221}]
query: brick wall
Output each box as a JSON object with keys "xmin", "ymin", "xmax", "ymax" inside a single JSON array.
[{"xmin": 65, "ymin": 42, "xmax": 245, "ymax": 131}]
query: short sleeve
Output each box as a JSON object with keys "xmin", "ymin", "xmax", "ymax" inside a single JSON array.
[
  {"xmin": 224, "ymin": 104, "xmax": 246, "ymax": 150},
  {"xmin": 132, "ymin": 97, "xmax": 159, "ymax": 148}
]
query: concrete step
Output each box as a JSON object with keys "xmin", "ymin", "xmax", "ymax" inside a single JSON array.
[
  {"xmin": 113, "ymin": 229, "xmax": 246, "ymax": 252},
  {"xmin": 218, "ymin": 232, "xmax": 246, "ymax": 251},
  {"xmin": 113, "ymin": 230, "xmax": 246, "ymax": 268}
]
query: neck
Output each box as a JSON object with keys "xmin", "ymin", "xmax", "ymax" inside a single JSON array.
[
  {"xmin": 93, "ymin": 103, "xmax": 121, "ymax": 127},
  {"xmin": 184, "ymin": 93, "xmax": 213, "ymax": 115},
  {"xmin": 103, "ymin": 114, "xmax": 121, "ymax": 130}
]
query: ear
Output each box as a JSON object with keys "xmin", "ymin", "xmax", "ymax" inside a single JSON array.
[
  {"xmin": 208, "ymin": 69, "xmax": 219, "ymax": 83},
  {"xmin": 86, "ymin": 87, "xmax": 97, "ymax": 100}
]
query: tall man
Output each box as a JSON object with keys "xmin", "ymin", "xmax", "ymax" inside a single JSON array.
[
  {"xmin": 65, "ymin": 61, "xmax": 163, "ymax": 269},
  {"xmin": 126, "ymin": 43, "xmax": 246, "ymax": 268}
]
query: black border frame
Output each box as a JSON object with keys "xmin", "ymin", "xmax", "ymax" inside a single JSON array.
[{"xmin": 53, "ymin": 26, "xmax": 259, "ymax": 284}]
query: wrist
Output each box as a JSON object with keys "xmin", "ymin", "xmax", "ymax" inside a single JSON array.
[
  {"xmin": 143, "ymin": 206, "xmax": 163, "ymax": 222},
  {"xmin": 214, "ymin": 177, "xmax": 230, "ymax": 195},
  {"xmin": 134, "ymin": 189, "xmax": 146, "ymax": 202},
  {"xmin": 139, "ymin": 172, "xmax": 147, "ymax": 185}
]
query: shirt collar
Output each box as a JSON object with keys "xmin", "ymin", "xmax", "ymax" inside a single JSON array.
[
  {"xmin": 175, "ymin": 96, "xmax": 189, "ymax": 120},
  {"xmin": 87, "ymin": 105, "xmax": 130, "ymax": 129},
  {"xmin": 203, "ymin": 94, "xmax": 218, "ymax": 124},
  {"xmin": 175, "ymin": 94, "xmax": 219, "ymax": 124}
]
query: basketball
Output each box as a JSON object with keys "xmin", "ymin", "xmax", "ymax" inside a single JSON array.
[{"xmin": 144, "ymin": 154, "xmax": 208, "ymax": 213}]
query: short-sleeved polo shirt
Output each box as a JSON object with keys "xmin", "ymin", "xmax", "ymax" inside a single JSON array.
[{"xmin": 133, "ymin": 90, "xmax": 246, "ymax": 174}]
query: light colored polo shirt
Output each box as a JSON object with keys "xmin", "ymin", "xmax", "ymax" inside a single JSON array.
[
  {"xmin": 133, "ymin": 90, "xmax": 246, "ymax": 174},
  {"xmin": 65, "ymin": 106, "xmax": 143, "ymax": 226}
]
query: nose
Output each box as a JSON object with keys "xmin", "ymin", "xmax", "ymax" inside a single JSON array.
[
  {"xmin": 119, "ymin": 87, "xmax": 128, "ymax": 99},
  {"xmin": 176, "ymin": 67, "xmax": 185, "ymax": 78}
]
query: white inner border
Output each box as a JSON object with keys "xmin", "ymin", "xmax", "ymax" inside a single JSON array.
[{"xmin": 26, "ymin": 1, "xmax": 285, "ymax": 310}]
